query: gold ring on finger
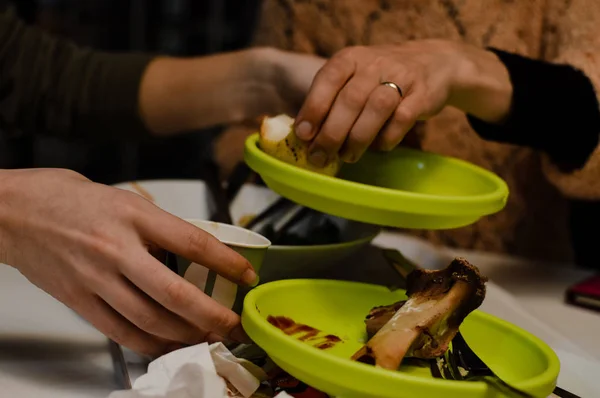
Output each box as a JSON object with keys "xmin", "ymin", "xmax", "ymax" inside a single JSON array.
[{"xmin": 380, "ymin": 81, "xmax": 403, "ymax": 97}]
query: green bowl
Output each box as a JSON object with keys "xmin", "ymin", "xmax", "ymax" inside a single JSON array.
[
  {"xmin": 259, "ymin": 220, "xmax": 381, "ymax": 283},
  {"xmin": 244, "ymin": 134, "xmax": 509, "ymax": 229},
  {"xmin": 242, "ymin": 279, "xmax": 560, "ymax": 398}
]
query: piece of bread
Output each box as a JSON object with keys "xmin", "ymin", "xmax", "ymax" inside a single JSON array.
[{"xmin": 258, "ymin": 114, "xmax": 341, "ymax": 176}]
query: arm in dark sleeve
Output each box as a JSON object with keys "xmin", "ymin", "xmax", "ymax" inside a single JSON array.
[
  {"xmin": 466, "ymin": 48, "xmax": 600, "ymax": 172},
  {"xmin": 0, "ymin": 8, "xmax": 155, "ymax": 142}
]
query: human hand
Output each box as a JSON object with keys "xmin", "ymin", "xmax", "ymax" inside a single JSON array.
[
  {"xmin": 248, "ymin": 47, "xmax": 327, "ymax": 118},
  {"xmin": 137, "ymin": 47, "xmax": 325, "ymax": 135},
  {"xmin": 211, "ymin": 48, "xmax": 326, "ymax": 179},
  {"xmin": 294, "ymin": 40, "xmax": 512, "ymax": 165},
  {"xmin": 0, "ymin": 169, "xmax": 257, "ymax": 356}
]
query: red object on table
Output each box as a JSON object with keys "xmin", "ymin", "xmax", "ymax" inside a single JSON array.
[
  {"xmin": 269, "ymin": 368, "xmax": 328, "ymax": 398},
  {"xmin": 566, "ymin": 274, "xmax": 600, "ymax": 312}
]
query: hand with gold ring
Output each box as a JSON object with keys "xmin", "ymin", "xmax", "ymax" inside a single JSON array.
[{"xmin": 294, "ymin": 39, "xmax": 513, "ymax": 165}]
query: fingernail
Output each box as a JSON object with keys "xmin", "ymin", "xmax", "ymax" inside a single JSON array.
[
  {"xmin": 308, "ymin": 149, "xmax": 327, "ymax": 167},
  {"xmin": 340, "ymin": 150, "xmax": 356, "ymax": 163},
  {"xmin": 230, "ymin": 325, "xmax": 252, "ymax": 344},
  {"xmin": 241, "ymin": 268, "xmax": 259, "ymax": 287},
  {"xmin": 295, "ymin": 121, "xmax": 312, "ymax": 140}
]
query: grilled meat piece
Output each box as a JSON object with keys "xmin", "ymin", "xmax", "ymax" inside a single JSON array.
[{"xmin": 353, "ymin": 258, "xmax": 487, "ymax": 370}]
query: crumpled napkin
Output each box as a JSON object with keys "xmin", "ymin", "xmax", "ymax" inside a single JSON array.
[{"xmin": 108, "ymin": 343, "xmax": 293, "ymax": 398}]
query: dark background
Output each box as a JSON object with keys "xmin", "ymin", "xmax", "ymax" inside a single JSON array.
[{"xmin": 8, "ymin": 0, "xmax": 262, "ymax": 185}]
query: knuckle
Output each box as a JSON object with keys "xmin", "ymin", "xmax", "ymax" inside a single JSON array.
[
  {"xmin": 82, "ymin": 236, "xmax": 123, "ymax": 273},
  {"xmin": 336, "ymin": 46, "xmax": 361, "ymax": 60},
  {"xmin": 114, "ymin": 191, "xmax": 142, "ymax": 219},
  {"xmin": 163, "ymin": 279, "xmax": 191, "ymax": 308},
  {"xmin": 86, "ymin": 232, "xmax": 114, "ymax": 254},
  {"xmin": 318, "ymin": 48, "xmax": 359, "ymax": 82},
  {"xmin": 403, "ymin": 69, "xmax": 417, "ymax": 83},
  {"xmin": 315, "ymin": 64, "xmax": 344, "ymax": 87},
  {"xmin": 303, "ymin": 98, "xmax": 327, "ymax": 120},
  {"xmin": 370, "ymin": 90, "xmax": 398, "ymax": 111},
  {"xmin": 372, "ymin": 54, "xmax": 388, "ymax": 68},
  {"xmin": 393, "ymin": 106, "xmax": 415, "ymax": 125},
  {"xmin": 211, "ymin": 311, "xmax": 237, "ymax": 334},
  {"xmin": 187, "ymin": 228, "xmax": 210, "ymax": 257},
  {"xmin": 340, "ymin": 86, "xmax": 367, "ymax": 109},
  {"xmin": 364, "ymin": 61, "xmax": 382, "ymax": 76},
  {"xmin": 136, "ymin": 311, "xmax": 159, "ymax": 333},
  {"xmin": 66, "ymin": 234, "xmax": 119, "ymax": 286},
  {"xmin": 56, "ymin": 168, "xmax": 87, "ymax": 180}
]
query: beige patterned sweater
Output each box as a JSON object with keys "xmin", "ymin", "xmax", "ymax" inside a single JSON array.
[{"xmin": 215, "ymin": 0, "xmax": 600, "ymax": 264}]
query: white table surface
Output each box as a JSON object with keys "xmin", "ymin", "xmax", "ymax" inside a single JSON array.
[
  {"xmin": 0, "ymin": 266, "xmax": 118, "ymax": 398},
  {"xmin": 1, "ymin": 181, "xmax": 599, "ymax": 397}
]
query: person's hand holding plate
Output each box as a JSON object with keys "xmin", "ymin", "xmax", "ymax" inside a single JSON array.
[{"xmin": 294, "ymin": 39, "xmax": 513, "ymax": 165}]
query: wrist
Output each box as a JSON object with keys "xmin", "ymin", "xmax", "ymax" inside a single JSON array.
[
  {"xmin": 0, "ymin": 169, "xmax": 20, "ymax": 266},
  {"xmin": 138, "ymin": 56, "xmax": 200, "ymax": 134},
  {"xmin": 239, "ymin": 47, "xmax": 289, "ymax": 119},
  {"xmin": 139, "ymin": 49, "xmax": 274, "ymax": 135},
  {"xmin": 449, "ymin": 46, "xmax": 513, "ymax": 123}
]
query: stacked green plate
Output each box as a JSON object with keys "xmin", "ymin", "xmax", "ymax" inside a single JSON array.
[
  {"xmin": 241, "ymin": 133, "xmax": 553, "ymax": 398},
  {"xmin": 244, "ymin": 133, "xmax": 509, "ymax": 229},
  {"xmin": 242, "ymin": 280, "xmax": 560, "ymax": 398}
]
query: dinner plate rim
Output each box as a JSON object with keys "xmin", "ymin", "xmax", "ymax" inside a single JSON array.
[{"xmin": 242, "ymin": 279, "xmax": 560, "ymax": 397}]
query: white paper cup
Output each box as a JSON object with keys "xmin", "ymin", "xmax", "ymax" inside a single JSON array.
[{"xmin": 168, "ymin": 219, "xmax": 271, "ymax": 314}]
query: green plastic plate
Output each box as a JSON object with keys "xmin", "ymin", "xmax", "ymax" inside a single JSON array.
[
  {"xmin": 242, "ymin": 280, "xmax": 560, "ymax": 398},
  {"xmin": 244, "ymin": 133, "xmax": 509, "ymax": 229}
]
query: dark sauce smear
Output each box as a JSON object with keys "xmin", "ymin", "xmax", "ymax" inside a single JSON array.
[{"xmin": 267, "ymin": 315, "xmax": 342, "ymax": 350}]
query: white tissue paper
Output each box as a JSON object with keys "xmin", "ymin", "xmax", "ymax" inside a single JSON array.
[{"xmin": 108, "ymin": 343, "xmax": 294, "ymax": 398}]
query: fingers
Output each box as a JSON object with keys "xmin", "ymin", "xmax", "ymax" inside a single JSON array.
[
  {"xmin": 294, "ymin": 49, "xmax": 357, "ymax": 141},
  {"xmin": 121, "ymin": 250, "xmax": 249, "ymax": 343},
  {"xmin": 307, "ymin": 72, "xmax": 380, "ymax": 166},
  {"xmin": 206, "ymin": 332, "xmax": 226, "ymax": 344},
  {"xmin": 339, "ymin": 82, "xmax": 402, "ymax": 162},
  {"xmin": 97, "ymin": 273, "xmax": 208, "ymax": 345},
  {"xmin": 135, "ymin": 204, "xmax": 257, "ymax": 287},
  {"xmin": 371, "ymin": 94, "xmax": 421, "ymax": 151},
  {"xmin": 74, "ymin": 294, "xmax": 169, "ymax": 357},
  {"xmin": 145, "ymin": 242, "xmax": 166, "ymax": 263}
]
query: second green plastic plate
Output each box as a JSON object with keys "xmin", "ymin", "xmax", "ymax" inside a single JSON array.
[
  {"xmin": 242, "ymin": 279, "xmax": 560, "ymax": 398},
  {"xmin": 244, "ymin": 133, "xmax": 509, "ymax": 229}
]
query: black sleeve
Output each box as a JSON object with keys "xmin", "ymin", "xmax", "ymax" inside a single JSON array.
[
  {"xmin": 0, "ymin": 8, "xmax": 155, "ymax": 142},
  {"xmin": 467, "ymin": 48, "xmax": 600, "ymax": 171}
]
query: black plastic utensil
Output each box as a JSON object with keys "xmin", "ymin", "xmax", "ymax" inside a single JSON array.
[
  {"xmin": 108, "ymin": 339, "xmax": 131, "ymax": 390},
  {"xmin": 225, "ymin": 162, "xmax": 253, "ymax": 202},
  {"xmin": 202, "ymin": 160, "xmax": 234, "ymax": 224},
  {"xmin": 268, "ymin": 205, "xmax": 311, "ymax": 243},
  {"xmin": 452, "ymin": 331, "xmax": 493, "ymax": 377},
  {"xmin": 450, "ymin": 331, "xmax": 535, "ymax": 398},
  {"xmin": 244, "ymin": 197, "xmax": 294, "ymax": 231},
  {"xmin": 451, "ymin": 331, "xmax": 580, "ymax": 398}
]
